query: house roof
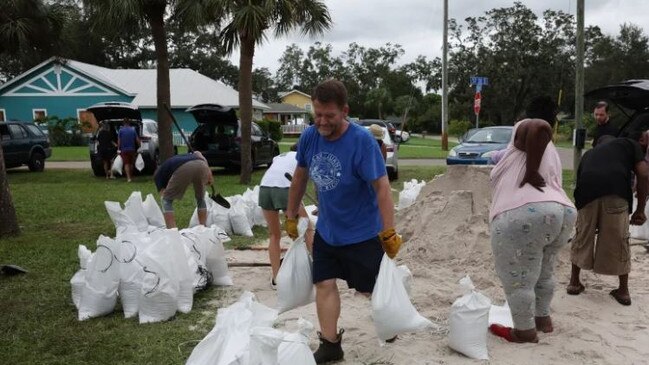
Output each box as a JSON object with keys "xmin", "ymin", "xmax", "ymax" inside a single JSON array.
[
  {"xmin": 263, "ymin": 103, "xmax": 309, "ymax": 114},
  {"xmin": 0, "ymin": 57, "xmax": 269, "ymax": 110},
  {"xmin": 278, "ymin": 89, "xmax": 311, "ymax": 99}
]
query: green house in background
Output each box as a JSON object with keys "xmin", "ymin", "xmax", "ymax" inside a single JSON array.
[{"xmin": 0, "ymin": 57, "xmax": 268, "ymax": 132}]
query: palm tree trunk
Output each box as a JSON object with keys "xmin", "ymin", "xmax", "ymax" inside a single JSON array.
[
  {"xmin": 147, "ymin": 6, "xmax": 173, "ymax": 163},
  {"xmin": 0, "ymin": 144, "xmax": 20, "ymax": 237},
  {"xmin": 239, "ymin": 34, "xmax": 255, "ymax": 184}
]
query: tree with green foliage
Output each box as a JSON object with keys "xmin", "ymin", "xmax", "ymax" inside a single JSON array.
[{"xmin": 182, "ymin": 0, "xmax": 332, "ymax": 184}]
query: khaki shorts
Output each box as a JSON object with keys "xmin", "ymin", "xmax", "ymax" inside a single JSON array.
[
  {"xmin": 162, "ymin": 160, "xmax": 210, "ymax": 201},
  {"xmin": 571, "ymin": 195, "xmax": 631, "ymax": 275},
  {"xmin": 258, "ymin": 186, "xmax": 289, "ymax": 211}
]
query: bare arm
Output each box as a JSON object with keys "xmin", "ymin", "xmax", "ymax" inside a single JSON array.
[
  {"xmin": 514, "ymin": 119, "xmax": 552, "ymax": 191},
  {"xmin": 286, "ymin": 166, "xmax": 309, "ymax": 219},
  {"xmin": 632, "ymin": 160, "xmax": 649, "ymax": 225},
  {"xmin": 372, "ymin": 175, "xmax": 395, "ymax": 230}
]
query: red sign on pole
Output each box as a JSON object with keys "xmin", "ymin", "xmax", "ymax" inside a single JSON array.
[{"xmin": 474, "ymin": 91, "xmax": 481, "ymax": 115}]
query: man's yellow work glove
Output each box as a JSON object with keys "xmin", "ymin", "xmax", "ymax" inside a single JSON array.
[
  {"xmin": 284, "ymin": 216, "xmax": 299, "ymax": 240},
  {"xmin": 379, "ymin": 228, "xmax": 402, "ymax": 259}
]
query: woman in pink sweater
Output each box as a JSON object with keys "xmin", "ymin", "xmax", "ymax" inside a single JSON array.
[{"xmin": 488, "ymin": 96, "xmax": 576, "ymax": 343}]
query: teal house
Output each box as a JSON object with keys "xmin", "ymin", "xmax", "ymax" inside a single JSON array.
[{"xmin": 0, "ymin": 57, "xmax": 269, "ymax": 132}]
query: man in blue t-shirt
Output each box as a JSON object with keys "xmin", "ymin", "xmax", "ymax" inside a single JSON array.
[
  {"xmin": 117, "ymin": 119, "xmax": 140, "ymax": 182},
  {"xmin": 285, "ymin": 79, "xmax": 402, "ymax": 364}
]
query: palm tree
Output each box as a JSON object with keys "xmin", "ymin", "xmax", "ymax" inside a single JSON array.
[
  {"xmin": 0, "ymin": 0, "xmax": 62, "ymax": 237},
  {"xmin": 83, "ymin": 0, "xmax": 188, "ymax": 163},
  {"xmin": 181, "ymin": 0, "xmax": 332, "ymax": 184}
]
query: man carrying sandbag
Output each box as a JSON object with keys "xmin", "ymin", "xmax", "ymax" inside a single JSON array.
[
  {"xmin": 154, "ymin": 151, "xmax": 213, "ymax": 228},
  {"xmin": 285, "ymin": 79, "xmax": 402, "ymax": 364}
]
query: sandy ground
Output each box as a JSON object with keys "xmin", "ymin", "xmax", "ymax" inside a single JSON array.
[{"xmin": 219, "ymin": 165, "xmax": 649, "ymax": 364}]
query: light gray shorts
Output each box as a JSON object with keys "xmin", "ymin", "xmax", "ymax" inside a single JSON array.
[{"xmin": 162, "ymin": 159, "xmax": 210, "ymax": 202}]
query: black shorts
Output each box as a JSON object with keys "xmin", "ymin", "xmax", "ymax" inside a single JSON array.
[{"xmin": 312, "ymin": 231, "xmax": 383, "ymax": 293}]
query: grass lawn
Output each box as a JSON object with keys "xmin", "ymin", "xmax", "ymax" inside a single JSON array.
[{"xmin": 50, "ymin": 146, "xmax": 89, "ymax": 161}]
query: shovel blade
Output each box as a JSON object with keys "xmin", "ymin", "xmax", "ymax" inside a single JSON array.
[{"xmin": 210, "ymin": 194, "xmax": 231, "ymax": 209}]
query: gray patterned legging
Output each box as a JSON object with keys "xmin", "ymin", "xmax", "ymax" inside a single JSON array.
[{"xmin": 491, "ymin": 202, "xmax": 576, "ymax": 330}]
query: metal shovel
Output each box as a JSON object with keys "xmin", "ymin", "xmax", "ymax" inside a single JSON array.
[{"xmin": 210, "ymin": 185, "xmax": 231, "ymax": 209}]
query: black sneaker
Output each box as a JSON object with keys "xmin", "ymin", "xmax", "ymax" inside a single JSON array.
[{"xmin": 313, "ymin": 329, "xmax": 344, "ymax": 364}]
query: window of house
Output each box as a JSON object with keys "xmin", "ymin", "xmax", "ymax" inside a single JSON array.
[
  {"xmin": 33, "ymin": 109, "xmax": 47, "ymax": 121},
  {"xmin": 0, "ymin": 109, "xmax": 6, "ymax": 122},
  {"xmin": 304, "ymin": 103, "xmax": 313, "ymax": 112}
]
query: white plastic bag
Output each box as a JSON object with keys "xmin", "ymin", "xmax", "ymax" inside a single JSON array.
[
  {"xmin": 248, "ymin": 327, "xmax": 285, "ymax": 365},
  {"xmin": 104, "ymin": 201, "xmax": 139, "ymax": 235},
  {"xmin": 78, "ymin": 236, "xmax": 120, "ymax": 321},
  {"xmin": 111, "ymin": 155, "xmax": 123, "ymax": 175},
  {"xmin": 229, "ymin": 199, "xmax": 253, "ymax": 237},
  {"xmin": 143, "ymin": 193, "xmax": 166, "ymax": 228},
  {"xmin": 276, "ymin": 233, "xmax": 314, "ymax": 314},
  {"xmin": 71, "ymin": 245, "xmax": 93, "ymax": 310},
  {"xmin": 205, "ymin": 227, "xmax": 233, "ymax": 286},
  {"xmin": 448, "ymin": 275, "xmax": 491, "ymax": 360},
  {"xmin": 397, "ymin": 179, "xmax": 425, "ymax": 210},
  {"xmin": 371, "ymin": 254, "xmax": 432, "ymax": 341},
  {"xmin": 137, "ymin": 234, "xmax": 179, "ymax": 324},
  {"xmin": 115, "ymin": 233, "xmax": 149, "ymax": 318},
  {"xmin": 278, "ymin": 318, "xmax": 317, "ymax": 365},
  {"xmin": 488, "ymin": 301, "xmax": 513, "ymax": 328},
  {"xmin": 135, "ymin": 153, "xmax": 145, "ymax": 171},
  {"xmin": 396, "ymin": 264, "xmax": 413, "ymax": 297},
  {"xmin": 124, "ymin": 191, "xmax": 149, "ymax": 232}
]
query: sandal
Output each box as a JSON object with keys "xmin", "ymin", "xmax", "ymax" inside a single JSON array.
[
  {"xmin": 566, "ymin": 283, "xmax": 585, "ymax": 295},
  {"xmin": 609, "ymin": 289, "xmax": 631, "ymax": 306}
]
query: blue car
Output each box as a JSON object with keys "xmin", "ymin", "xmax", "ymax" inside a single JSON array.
[{"xmin": 446, "ymin": 126, "xmax": 513, "ymax": 165}]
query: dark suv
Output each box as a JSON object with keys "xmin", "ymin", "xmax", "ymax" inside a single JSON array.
[
  {"xmin": 585, "ymin": 79, "xmax": 649, "ymax": 137},
  {"xmin": 0, "ymin": 121, "xmax": 51, "ymax": 171},
  {"xmin": 187, "ymin": 104, "xmax": 280, "ymax": 168},
  {"xmin": 87, "ymin": 102, "xmax": 159, "ymax": 176}
]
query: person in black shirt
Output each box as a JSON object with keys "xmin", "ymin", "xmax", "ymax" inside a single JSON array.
[
  {"xmin": 568, "ymin": 132, "xmax": 649, "ymax": 305},
  {"xmin": 96, "ymin": 123, "xmax": 117, "ymax": 179},
  {"xmin": 591, "ymin": 101, "xmax": 618, "ymax": 147}
]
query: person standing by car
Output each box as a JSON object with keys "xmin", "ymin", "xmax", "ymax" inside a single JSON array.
[
  {"xmin": 488, "ymin": 96, "xmax": 576, "ymax": 343},
  {"xmin": 567, "ymin": 132, "xmax": 649, "ymax": 306},
  {"xmin": 96, "ymin": 123, "xmax": 117, "ymax": 179},
  {"xmin": 259, "ymin": 143, "xmax": 314, "ymax": 289},
  {"xmin": 369, "ymin": 124, "xmax": 387, "ymax": 162},
  {"xmin": 154, "ymin": 151, "xmax": 213, "ymax": 229},
  {"xmin": 592, "ymin": 101, "xmax": 617, "ymax": 147},
  {"xmin": 284, "ymin": 79, "xmax": 401, "ymax": 364},
  {"xmin": 117, "ymin": 118, "xmax": 140, "ymax": 182}
]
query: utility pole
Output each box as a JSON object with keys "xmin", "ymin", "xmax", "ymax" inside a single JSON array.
[
  {"xmin": 441, "ymin": 0, "xmax": 449, "ymax": 151},
  {"xmin": 573, "ymin": 0, "xmax": 586, "ymax": 170}
]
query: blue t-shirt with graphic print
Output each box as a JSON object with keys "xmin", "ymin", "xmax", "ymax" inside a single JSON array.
[{"xmin": 297, "ymin": 122, "xmax": 386, "ymax": 246}]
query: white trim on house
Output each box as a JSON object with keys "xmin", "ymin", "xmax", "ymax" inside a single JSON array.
[
  {"xmin": 32, "ymin": 108, "xmax": 47, "ymax": 120},
  {"xmin": 0, "ymin": 109, "xmax": 5, "ymax": 121},
  {"xmin": 5, "ymin": 66, "xmax": 118, "ymax": 97}
]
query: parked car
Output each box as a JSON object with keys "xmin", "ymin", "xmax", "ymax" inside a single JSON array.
[
  {"xmin": 187, "ymin": 104, "xmax": 280, "ymax": 168},
  {"xmin": 585, "ymin": 79, "xmax": 649, "ymax": 138},
  {"xmin": 364, "ymin": 125, "xmax": 399, "ymax": 180},
  {"xmin": 87, "ymin": 102, "xmax": 159, "ymax": 176},
  {"xmin": 446, "ymin": 126, "xmax": 513, "ymax": 165},
  {"xmin": 0, "ymin": 121, "xmax": 51, "ymax": 171},
  {"xmin": 357, "ymin": 119, "xmax": 397, "ymax": 142}
]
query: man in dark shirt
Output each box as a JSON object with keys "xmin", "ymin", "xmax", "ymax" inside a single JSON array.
[
  {"xmin": 591, "ymin": 101, "xmax": 618, "ymax": 147},
  {"xmin": 96, "ymin": 123, "xmax": 117, "ymax": 179},
  {"xmin": 568, "ymin": 132, "xmax": 649, "ymax": 306},
  {"xmin": 154, "ymin": 151, "xmax": 213, "ymax": 228}
]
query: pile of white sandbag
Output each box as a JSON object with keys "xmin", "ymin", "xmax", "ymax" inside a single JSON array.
[
  {"xmin": 397, "ymin": 179, "xmax": 426, "ymax": 210},
  {"xmin": 189, "ymin": 186, "xmax": 268, "ymax": 237},
  {"xmin": 186, "ymin": 291, "xmax": 316, "ymax": 365},
  {"xmin": 71, "ymin": 192, "xmax": 233, "ymax": 323}
]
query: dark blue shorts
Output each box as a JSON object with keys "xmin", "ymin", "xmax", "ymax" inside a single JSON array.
[{"xmin": 312, "ymin": 231, "xmax": 384, "ymax": 294}]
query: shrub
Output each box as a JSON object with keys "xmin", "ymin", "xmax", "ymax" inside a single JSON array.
[
  {"xmin": 448, "ymin": 120, "xmax": 472, "ymax": 138},
  {"xmin": 256, "ymin": 118, "xmax": 283, "ymax": 142},
  {"xmin": 37, "ymin": 116, "xmax": 87, "ymax": 146}
]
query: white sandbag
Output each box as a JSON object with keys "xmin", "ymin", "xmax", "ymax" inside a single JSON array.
[
  {"xmin": 104, "ymin": 201, "xmax": 139, "ymax": 235},
  {"xmin": 448, "ymin": 275, "xmax": 491, "ymax": 360},
  {"xmin": 304, "ymin": 204, "xmax": 318, "ymax": 227},
  {"xmin": 252, "ymin": 185, "xmax": 267, "ymax": 227},
  {"xmin": 115, "ymin": 233, "xmax": 149, "ymax": 318},
  {"xmin": 71, "ymin": 245, "xmax": 93, "ymax": 309},
  {"xmin": 164, "ymin": 229, "xmax": 195, "ymax": 313},
  {"xmin": 248, "ymin": 327, "xmax": 285, "ymax": 365},
  {"xmin": 111, "ymin": 155, "xmax": 123, "ymax": 175},
  {"xmin": 78, "ymin": 236, "xmax": 120, "ymax": 321},
  {"xmin": 278, "ymin": 318, "xmax": 317, "ymax": 365},
  {"xmin": 488, "ymin": 301, "xmax": 513, "ymax": 328},
  {"xmin": 229, "ymin": 199, "xmax": 253, "ymax": 237},
  {"xmin": 371, "ymin": 254, "xmax": 433, "ymax": 341},
  {"xmin": 205, "ymin": 227, "xmax": 233, "ymax": 286},
  {"xmin": 276, "ymin": 226, "xmax": 314, "ymax": 313},
  {"xmin": 242, "ymin": 188, "xmax": 257, "ymax": 227},
  {"xmin": 397, "ymin": 179, "xmax": 425, "ymax": 210},
  {"xmin": 397, "ymin": 264, "xmax": 413, "ymax": 297},
  {"xmin": 138, "ymin": 234, "xmax": 179, "ymax": 324},
  {"xmin": 135, "ymin": 153, "xmax": 145, "ymax": 171},
  {"xmin": 124, "ymin": 191, "xmax": 149, "ymax": 232},
  {"xmin": 143, "ymin": 193, "xmax": 166, "ymax": 228},
  {"xmin": 630, "ymin": 197, "xmax": 649, "ymax": 239},
  {"xmin": 186, "ymin": 291, "xmax": 276, "ymax": 365}
]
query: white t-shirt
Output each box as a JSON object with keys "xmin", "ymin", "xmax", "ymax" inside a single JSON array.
[{"xmin": 260, "ymin": 151, "xmax": 297, "ymax": 188}]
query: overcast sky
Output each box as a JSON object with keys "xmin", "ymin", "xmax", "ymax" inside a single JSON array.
[{"xmin": 229, "ymin": 0, "xmax": 647, "ymax": 74}]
